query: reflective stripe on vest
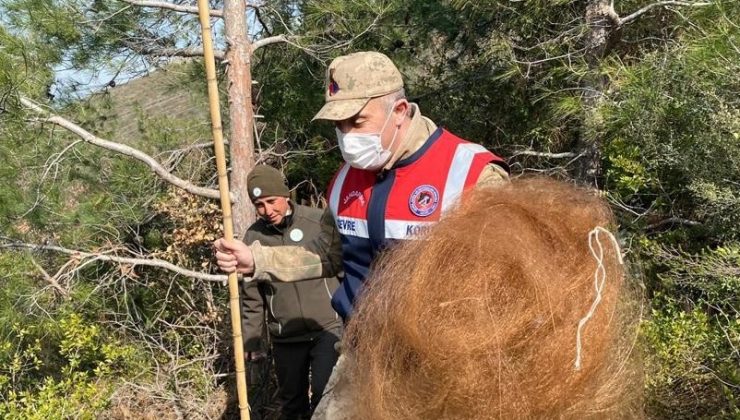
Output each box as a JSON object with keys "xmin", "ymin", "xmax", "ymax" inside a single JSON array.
[{"xmin": 441, "ymin": 142, "xmax": 489, "ymax": 214}]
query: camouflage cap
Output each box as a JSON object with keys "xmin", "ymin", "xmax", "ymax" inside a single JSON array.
[{"xmin": 312, "ymin": 51, "xmax": 404, "ymax": 121}]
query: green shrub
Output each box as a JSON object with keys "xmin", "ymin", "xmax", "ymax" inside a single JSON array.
[{"xmin": 0, "ymin": 311, "xmax": 142, "ymax": 418}]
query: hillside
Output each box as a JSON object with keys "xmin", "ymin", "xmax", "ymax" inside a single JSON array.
[{"xmin": 92, "ymin": 60, "xmax": 211, "ymax": 147}]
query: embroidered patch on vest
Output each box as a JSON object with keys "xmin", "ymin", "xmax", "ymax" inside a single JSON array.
[{"xmin": 409, "ymin": 185, "xmax": 439, "ymax": 217}]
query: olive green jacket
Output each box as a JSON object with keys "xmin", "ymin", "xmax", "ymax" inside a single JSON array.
[{"xmin": 241, "ymin": 204, "xmax": 342, "ymax": 352}]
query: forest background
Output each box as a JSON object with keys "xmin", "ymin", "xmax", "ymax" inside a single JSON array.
[{"xmin": 0, "ymin": 0, "xmax": 738, "ymax": 418}]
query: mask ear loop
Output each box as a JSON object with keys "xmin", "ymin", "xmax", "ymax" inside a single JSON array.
[
  {"xmin": 574, "ymin": 226, "xmax": 624, "ymax": 370},
  {"xmin": 382, "ymin": 100, "xmax": 407, "ymax": 158}
]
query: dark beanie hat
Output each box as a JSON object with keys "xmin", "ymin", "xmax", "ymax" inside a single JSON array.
[{"xmin": 247, "ymin": 165, "xmax": 290, "ymax": 202}]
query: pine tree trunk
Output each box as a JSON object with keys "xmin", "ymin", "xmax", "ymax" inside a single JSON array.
[
  {"xmin": 224, "ymin": 0, "xmax": 255, "ymax": 237},
  {"xmin": 574, "ymin": 0, "xmax": 618, "ymax": 187}
]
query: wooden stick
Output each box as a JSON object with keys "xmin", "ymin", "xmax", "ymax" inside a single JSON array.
[{"xmin": 195, "ymin": 1, "xmax": 250, "ymax": 418}]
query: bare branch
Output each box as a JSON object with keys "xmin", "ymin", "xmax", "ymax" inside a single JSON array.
[
  {"xmin": 251, "ymin": 34, "xmax": 291, "ymax": 52},
  {"xmin": 21, "ymin": 139, "xmax": 83, "ymax": 218},
  {"xmin": 511, "ymin": 150, "xmax": 577, "ymax": 159},
  {"xmin": 619, "ymin": 1, "xmax": 713, "ymax": 26},
  {"xmin": 159, "ymin": 140, "xmax": 228, "ymax": 155},
  {"xmin": 28, "ymin": 256, "xmax": 70, "ymax": 298},
  {"xmin": 646, "ymin": 217, "xmax": 701, "ymax": 230},
  {"xmin": 2, "ymin": 241, "xmax": 228, "ymax": 283},
  {"xmin": 254, "ymin": 6, "xmax": 272, "ymax": 36},
  {"xmin": 19, "ymin": 97, "xmax": 232, "ymax": 202},
  {"xmin": 120, "ymin": 0, "xmax": 223, "ymax": 17}
]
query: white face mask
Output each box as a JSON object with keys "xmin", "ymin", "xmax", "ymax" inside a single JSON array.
[{"xmin": 336, "ymin": 104, "xmax": 400, "ymax": 171}]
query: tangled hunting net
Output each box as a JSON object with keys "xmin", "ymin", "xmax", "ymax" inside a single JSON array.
[{"xmin": 343, "ymin": 178, "xmax": 642, "ymax": 419}]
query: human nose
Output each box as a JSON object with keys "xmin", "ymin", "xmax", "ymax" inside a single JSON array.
[
  {"xmin": 335, "ymin": 121, "xmax": 352, "ymax": 134},
  {"xmin": 265, "ymin": 204, "xmax": 275, "ymax": 216}
]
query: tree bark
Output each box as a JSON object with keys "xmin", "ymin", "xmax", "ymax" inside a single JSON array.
[
  {"xmin": 223, "ymin": 0, "xmax": 255, "ymax": 237},
  {"xmin": 574, "ymin": 0, "xmax": 619, "ymax": 187}
]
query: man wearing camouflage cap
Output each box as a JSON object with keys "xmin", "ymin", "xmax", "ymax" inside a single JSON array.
[
  {"xmin": 239, "ymin": 165, "xmax": 342, "ymax": 420},
  {"xmin": 215, "ymin": 51, "xmax": 509, "ymax": 320}
]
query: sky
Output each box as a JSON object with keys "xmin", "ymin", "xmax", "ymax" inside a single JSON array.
[{"xmin": 49, "ymin": 3, "xmax": 263, "ymax": 100}]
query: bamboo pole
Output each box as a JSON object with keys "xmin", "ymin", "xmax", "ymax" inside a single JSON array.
[{"xmin": 195, "ymin": 1, "xmax": 250, "ymax": 418}]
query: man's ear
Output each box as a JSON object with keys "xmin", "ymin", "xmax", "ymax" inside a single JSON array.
[{"xmin": 393, "ymin": 99, "xmax": 409, "ymax": 126}]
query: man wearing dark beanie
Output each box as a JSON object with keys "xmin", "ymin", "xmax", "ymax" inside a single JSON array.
[
  {"xmin": 246, "ymin": 165, "xmax": 291, "ymax": 203},
  {"xmin": 241, "ymin": 165, "xmax": 342, "ymax": 420}
]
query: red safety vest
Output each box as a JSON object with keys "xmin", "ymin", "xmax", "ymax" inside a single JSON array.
[{"xmin": 327, "ymin": 127, "xmax": 507, "ymax": 319}]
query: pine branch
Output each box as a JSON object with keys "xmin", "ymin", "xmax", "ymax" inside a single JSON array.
[
  {"xmin": 126, "ymin": 43, "xmax": 226, "ymax": 60},
  {"xmin": 2, "ymin": 241, "xmax": 228, "ymax": 283},
  {"xmin": 19, "ymin": 97, "xmax": 232, "ymax": 202}
]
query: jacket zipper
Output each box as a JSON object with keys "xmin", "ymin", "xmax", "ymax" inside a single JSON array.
[
  {"xmin": 269, "ymin": 293, "xmax": 282, "ymax": 335},
  {"xmin": 324, "ymin": 279, "xmax": 338, "ymax": 320}
]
